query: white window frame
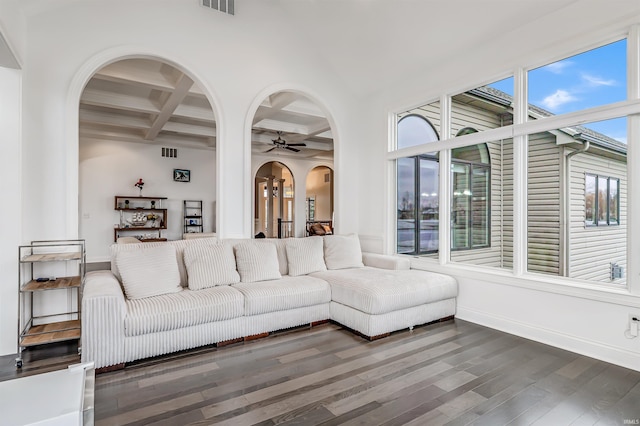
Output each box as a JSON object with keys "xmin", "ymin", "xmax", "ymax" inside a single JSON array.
[{"xmin": 387, "ymin": 25, "xmax": 640, "ymax": 299}]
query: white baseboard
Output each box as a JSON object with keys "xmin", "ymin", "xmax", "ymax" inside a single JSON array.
[{"xmin": 457, "ymin": 305, "xmax": 640, "ymax": 372}]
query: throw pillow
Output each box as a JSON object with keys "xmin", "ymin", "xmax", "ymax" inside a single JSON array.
[
  {"xmin": 115, "ymin": 245, "xmax": 182, "ymax": 299},
  {"xmin": 286, "ymin": 237, "xmax": 327, "ymax": 276},
  {"xmin": 323, "ymin": 234, "xmax": 364, "ymax": 270},
  {"xmin": 234, "ymin": 242, "xmax": 282, "ymax": 282},
  {"xmin": 183, "ymin": 244, "xmax": 240, "ymax": 290}
]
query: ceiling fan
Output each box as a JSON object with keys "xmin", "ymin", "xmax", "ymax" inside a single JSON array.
[{"xmin": 265, "ymin": 132, "xmax": 306, "ymax": 153}]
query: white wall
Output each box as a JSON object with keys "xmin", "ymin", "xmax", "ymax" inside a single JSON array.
[
  {"xmin": 0, "ymin": 67, "xmax": 21, "ymax": 355},
  {"xmin": 0, "ymin": 0, "xmax": 363, "ymax": 354},
  {"xmin": 79, "ymin": 139, "xmax": 216, "ymax": 262}
]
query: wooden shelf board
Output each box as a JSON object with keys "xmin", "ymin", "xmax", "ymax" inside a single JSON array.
[
  {"xmin": 21, "ymin": 320, "xmax": 81, "ymax": 347},
  {"xmin": 115, "ymin": 226, "xmax": 167, "ymax": 230},
  {"xmin": 115, "ymin": 208, "xmax": 167, "ymax": 212},
  {"xmin": 21, "ymin": 252, "xmax": 82, "ymax": 262},
  {"xmin": 22, "ymin": 276, "xmax": 81, "ymax": 291},
  {"xmin": 114, "ymin": 196, "xmax": 167, "ymax": 200}
]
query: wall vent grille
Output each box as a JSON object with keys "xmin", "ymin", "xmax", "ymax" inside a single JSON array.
[
  {"xmin": 202, "ymin": 0, "xmax": 234, "ymax": 15},
  {"xmin": 162, "ymin": 147, "xmax": 178, "ymax": 158}
]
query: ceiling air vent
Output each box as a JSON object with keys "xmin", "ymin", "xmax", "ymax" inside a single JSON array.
[
  {"xmin": 202, "ymin": 0, "xmax": 234, "ymax": 15},
  {"xmin": 162, "ymin": 147, "xmax": 178, "ymax": 158}
]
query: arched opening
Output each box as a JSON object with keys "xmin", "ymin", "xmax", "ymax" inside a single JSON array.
[
  {"xmin": 250, "ymin": 90, "xmax": 334, "ymax": 237},
  {"xmin": 451, "ymin": 141, "xmax": 491, "ymax": 250},
  {"xmin": 78, "ymin": 57, "xmax": 217, "ymax": 259},
  {"xmin": 305, "ymin": 166, "xmax": 334, "ymax": 236},
  {"xmin": 254, "ymin": 161, "xmax": 294, "ymax": 238},
  {"xmin": 396, "ymin": 115, "xmax": 440, "ymax": 254}
]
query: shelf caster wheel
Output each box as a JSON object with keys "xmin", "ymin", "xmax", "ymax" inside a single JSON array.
[{"xmin": 15, "ymin": 358, "xmax": 22, "ymax": 369}]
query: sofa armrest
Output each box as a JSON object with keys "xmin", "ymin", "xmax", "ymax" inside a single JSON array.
[
  {"xmin": 81, "ymin": 270, "xmax": 127, "ymax": 369},
  {"xmin": 362, "ymin": 252, "xmax": 411, "ymax": 270}
]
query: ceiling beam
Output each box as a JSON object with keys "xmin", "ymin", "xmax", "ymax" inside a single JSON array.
[
  {"xmin": 145, "ymin": 73, "xmax": 194, "ymax": 140},
  {"xmin": 80, "ymin": 88, "xmax": 160, "ymax": 114},
  {"xmin": 252, "ymin": 92, "xmax": 298, "ymax": 124}
]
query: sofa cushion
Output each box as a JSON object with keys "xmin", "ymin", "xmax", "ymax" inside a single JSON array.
[
  {"xmin": 323, "ymin": 234, "xmax": 364, "ymax": 270},
  {"xmin": 110, "ymin": 237, "xmax": 219, "ymax": 287},
  {"xmin": 234, "ymin": 242, "xmax": 282, "ymax": 282},
  {"xmin": 312, "ymin": 267, "xmax": 458, "ymax": 315},
  {"xmin": 183, "ymin": 244, "xmax": 240, "ymax": 289},
  {"xmin": 224, "ymin": 239, "xmax": 289, "ymax": 276},
  {"xmin": 116, "ymin": 245, "xmax": 182, "ymax": 299},
  {"xmin": 233, "ymin": 276, "xmax": 331, "ymax": 316},
  {"xmin": 286, "ymin": 237, "xmax": 327, "ymax": 276},
  {"xmin": 124, "ymin": 285, "xmax": 245, "ymax": 337}
]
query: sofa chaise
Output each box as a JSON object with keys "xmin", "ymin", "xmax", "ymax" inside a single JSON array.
[{"xmin": 81, "ymin": 235, "xmax": 457, "ymax": 370}]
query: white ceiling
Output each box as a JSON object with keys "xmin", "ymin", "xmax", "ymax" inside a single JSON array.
[
  {"xmin": 79, "ymin": 58, "xmax": 333, "ymax": 159},
  {"xmin": 7, "ymin": 0, "xmax": 640, "ymax": 155}
]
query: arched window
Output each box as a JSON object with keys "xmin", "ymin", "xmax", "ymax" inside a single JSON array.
[
  {"xmin": 397, "ymin": 118, "xmax": 491, "ymax": 254},
  {"xmin": 451, "ymin": 142, "xmax": 491, "ymax": 250},
  {"xmin": 397, "ymin": 114, "xmax": 439, "ymax": 149},
  {"xmin": 397, "ymin": 115, "xmax": 440, "ymax": 254}
]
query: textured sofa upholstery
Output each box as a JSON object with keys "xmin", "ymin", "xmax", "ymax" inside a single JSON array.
[{"xmin": 82, "ymin": 236, "xmax": 457, "ymax": 369}]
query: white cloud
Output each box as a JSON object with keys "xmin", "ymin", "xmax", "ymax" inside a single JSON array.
[
  {"xmin": 581, "ymin": 73, "xmax": 616, "ymax": 87},
  {"xmin": 543, "ymin": 61, "xmax": 572, "ymax": 74},
  {"xmin": 540, "ymin": 89, "xmax": 578, "ymax": 110}
]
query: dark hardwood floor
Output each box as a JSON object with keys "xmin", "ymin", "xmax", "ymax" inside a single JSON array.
[{"xmin": 2, "ymin": 319, "xmax": 639, "ymax": 425}]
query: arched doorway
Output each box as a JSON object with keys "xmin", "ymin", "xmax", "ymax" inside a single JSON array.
[
  {"xmin": 250, "ymin": 90, "xmax": 334, "ymax": 237},
  {"xmin": 305, "ymin": 166, "xmax": 333, "ymax": 235},
  {"xmin": 78, "ymin": 57, "xmax": 217, "ymax": 258},
  {"xmin": 255, "ymin": 161, "xmax": 294, "ymax": 238}
]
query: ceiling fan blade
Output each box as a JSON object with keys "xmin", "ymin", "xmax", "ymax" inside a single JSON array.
[
  {"xmin": 285, "ymin": 147, "xmax": 300, "ymax": 152},
  {"xmin": 286, "ymin": 143, "xmax": 306, "ymax": 147},
  {"xmin": 265, "ymin": 147, "xmax": 276, "ymax": 153}
]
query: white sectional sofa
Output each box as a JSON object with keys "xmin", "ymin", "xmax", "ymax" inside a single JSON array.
[{"xmin": 81, "ymin": 235, "xmax": 457, "ymax": 370}]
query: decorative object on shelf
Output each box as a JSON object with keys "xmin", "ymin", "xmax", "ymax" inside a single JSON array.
[
  {"xmin": 128, "ymin": 212, "xmax": 147, "ymax": 227},
  {"xmin": 151, "ymin": 200, "xmax": 156, "ymax": 208},
  {"xmin": 147, "ymin": 213, "xmax": 159, "ymax": 227},
  {"xmin": 174, "ymin": 169, "xmax": 190, "ymax": 182},
  {"xmin": 125, "ymin": 200, "xmax": 130, "ymax": 208},
  {"xmin": 135, "ymin": 178, "xmax": 145, "ymax": 196}
]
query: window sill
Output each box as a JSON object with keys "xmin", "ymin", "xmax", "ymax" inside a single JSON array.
[{"xmin": 405, "ymin": 255, "xmax": 640, "ymax": 308}]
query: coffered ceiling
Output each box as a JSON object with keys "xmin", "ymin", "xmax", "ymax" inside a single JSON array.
[{"xmin": 79, "ymin": 58, "xmax": 333, "ymax": 160}]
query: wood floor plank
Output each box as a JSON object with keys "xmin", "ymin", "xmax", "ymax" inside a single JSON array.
[{"xmin": 3, "ymin": 319, "xmax": 639, "ymax": 426}]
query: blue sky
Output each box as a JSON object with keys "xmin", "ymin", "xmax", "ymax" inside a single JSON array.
[{"xmin": 489, "ymin": 39, "xmax": 627, "ymax": 142}]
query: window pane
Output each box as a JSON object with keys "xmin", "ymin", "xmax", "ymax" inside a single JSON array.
[
  {"xmin": 450, "ymin": 140, "xmax": 512, "ymax": 271},
  {"xmin": 585, "ymin": 174, "xmax": 596, "ymax": 225},
  {"xmin": 528, "ymin": 118, "xmax": 626, "ymax": 286},
  {"xmin": 598, "ymin": 176, "xmax": 608, "ymax": 224},
  {"xmin": 471, "ymin": 166, "xmax": 490, "ymax": 247},
  {"xmin": 609, "ymin": 178, "xmax": 619, "ymax": 224},
  {"xmin": 397, "ymin": 101, "xmax": 440, "ymax": 150},
  {"xmin": 419, "ymin": 159, "xmax": 439, "ymax": 253},
  {"xmin": 451, "ymin": 77, "xmax": 514, "ymax": 138},
  {"xmin": 528, "ymin": 39, "xmax": 626, "ymax": 117},
  {"xmin": 452, "ymin": 163, "xmax": 470, "ymax": 250},
  {"xmin": 397, "ymin": 158, "xmax": 415, "ymax": 254}
]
